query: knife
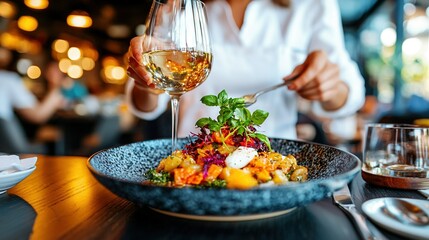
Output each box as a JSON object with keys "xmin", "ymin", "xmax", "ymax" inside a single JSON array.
[{"xmin": 333, "ymin": 185, "xmax": 388, "ymax": 240}]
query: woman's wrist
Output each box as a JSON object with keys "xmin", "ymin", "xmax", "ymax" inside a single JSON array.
[{"xmin": 131, "ymin": 84, "xmax": 159, "ymax": 112}]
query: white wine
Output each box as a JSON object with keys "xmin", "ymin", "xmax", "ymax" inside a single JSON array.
[{"xmin": 142, "ymin": 50, "xmax": 212, "ymax": 95}]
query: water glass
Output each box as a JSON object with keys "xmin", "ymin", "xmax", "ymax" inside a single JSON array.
[{"xmin": 363, "ymin": 123, "xmax": 429, "ymax": 178}]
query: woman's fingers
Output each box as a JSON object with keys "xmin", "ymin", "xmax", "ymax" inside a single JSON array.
[
  {"xmin": 287, "ymin": 51, "xmax": 328, "ymax": 91},
  {"xmin": 129, "ymin": 36, "xmax": 144, "ymax": 64},
  {"xmin": 297, "ymin": 64, "xmax": 340, "ymax": 100},
  {"xmin": 128, "ymin": 54, "xmax": 152, "ymax": 86}
]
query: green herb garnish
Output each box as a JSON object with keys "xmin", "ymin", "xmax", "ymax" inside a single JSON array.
[
  {"xmin": 195, "ymin": 90, "xmax": 271, "ymax": 150},
  {"xmin": 145, "ymin": 169, "xmax": 172, "ymax": 184},
  {"xmin": 203, "ymin": 179, "xmax": 227, "ymax": 188}
]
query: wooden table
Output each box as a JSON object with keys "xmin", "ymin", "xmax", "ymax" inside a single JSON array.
[{"xmin": 1, "ymin": 155, "xmax": 426, "ymax": 240}]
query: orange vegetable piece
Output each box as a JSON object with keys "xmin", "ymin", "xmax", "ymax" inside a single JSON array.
[
  {"xmin": 173, "ymin": 167, "xmax": 197, "ymax": 186},
  {"xmin": 205, "ymin": 164, "xmax": 223, "ymax": 181},
  {"xmin": 187, "ymin": 172, "xmax": 204, "ymax": 185}
]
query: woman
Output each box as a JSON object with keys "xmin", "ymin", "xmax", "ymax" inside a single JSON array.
[{"xmin": 126, "ymin": 0, "xmax": 365, "ymax": 139}]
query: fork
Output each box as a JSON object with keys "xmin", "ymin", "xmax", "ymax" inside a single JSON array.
[{"xmin": 241, "ymin": 74, "xmax": 300, "ymax": 107}]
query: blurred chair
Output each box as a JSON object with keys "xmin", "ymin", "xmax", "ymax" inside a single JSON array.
[{"xmin": 0, "ymin": 116, "xmax": 46, "ymax": 154}]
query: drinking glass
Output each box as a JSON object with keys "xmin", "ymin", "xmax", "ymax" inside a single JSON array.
[
  {"xmin": 142, "ymin": 0, "xmax": 212, "ymax": 151},
  {"xmin": 363, "ymin": 123, "xmax": 429, "ymax": 178}
]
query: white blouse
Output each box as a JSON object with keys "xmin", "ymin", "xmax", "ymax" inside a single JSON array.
[{"xmin": 126, "ymin": 0, "xmax": 365, "ymax": 139}]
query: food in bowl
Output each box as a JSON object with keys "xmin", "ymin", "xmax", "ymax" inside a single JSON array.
[{"xmin": 145, "ymin": 90, "xmax": 308, "ymax": 189}]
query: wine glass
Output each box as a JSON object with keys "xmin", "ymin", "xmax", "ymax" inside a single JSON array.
[{"xmin": 141, "ymin": 0, "xmax": 212, "ymax": 151}]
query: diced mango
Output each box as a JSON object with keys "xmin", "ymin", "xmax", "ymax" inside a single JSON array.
[
  {"xmin": 179, "ymin": 156, "xmax": 196, "ymax": 168},
  {"xmin": 256, "ymin": 169, "xmax": 272, "ymax": 182},
  {"xmin": 226, "ymin": 169, "xmax": 258, "ymax": 190},
  {"xmin": 163, "ymin": 155, "xmax": 183, "ymax": 172},
  {"xmin": 219, "ymin": 167, "xmax": 231, "ymax": 180}
]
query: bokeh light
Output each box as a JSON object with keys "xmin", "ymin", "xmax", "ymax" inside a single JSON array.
[
  {"xmin": 17, "ymin": 15, "xmax": 38, "ymax": 32},
  {"xmin": 27, "ymin": 65, "xmax": 41, "ymax": 79},
  {"xmin": 68, "ymin": 47, "xmax": 82, "ymax": 60},
  {"xmin": 24, "ymin": 0, "xmax": 49, "ymax": 10},
  {"xmin": 82, "ymin": 57, "xmax": 95, "ymax": 71},
  {"xmin": 17, "ymin": 58, "xmax": 32, "ymax": 75},
  {"xmin": 67, "ymin": 65, "xmax": 83, "ymax": 79},
  {"xmin": 53, "ymin": 39, "xmax": 69, "ymax": 53},
  {"xmin": 67, "ymin": 11, "xmax": 92, "ymax": 28},
  {"xmin": 59, "ymin": 58, "xmax": 72, "ymax": 73},
  {"xmin": 0, "ymin": 1, "xmax": 16, "ymax": 18},
  {"xmin": 402, "ymin": 38, "xmax": 422, "ymax": 57},
  {"xmin": 380, "ymin": 27, "xmax": 396, "ymax": 47}
]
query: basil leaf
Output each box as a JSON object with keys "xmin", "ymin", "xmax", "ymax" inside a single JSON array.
[
  {"xmin": 201, "ymin": 95, "xmax": 218, "ymax": 106},
  {"xmin": 234, "ymin": 108, "xmax": 247, "ymax": 122},
  {"xmin": 196, "ymin": 118, "xmax": 211, "ymax": 127},
  {"xmin": 208, "ymin": 122, "xmax": 221, "ymax": 132},
  {"xmin": 229, "ymin": 119, "xmax": 239, "ymax": 128},
  {"xmin": 252, "ymin": 110, "xmax": 269, "ymax": 125},
  {"xmin": 217, "ymin": 90, "xmax": 228, "ymax": 105}
]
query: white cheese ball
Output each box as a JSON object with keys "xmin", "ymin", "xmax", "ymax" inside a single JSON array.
[{"xmin": 225, "ymin": 146, "xmax": 258, "ymax": 169}]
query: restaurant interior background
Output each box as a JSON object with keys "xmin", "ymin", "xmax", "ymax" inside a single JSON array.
[{"xmin": 0, "ymin": 0, "xmax": 428, "ymax": 156}]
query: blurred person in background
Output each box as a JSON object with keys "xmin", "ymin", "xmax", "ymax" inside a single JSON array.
[
  {"xmin": 126, "ymin": 0, "xmax": 365, "ymax": 141},
  {"xmin": 46, "ymin": 61, "xmax": 102, "ymax": 116},
  {"xmin": 0, "ymin": 49, "xmax": 65, "ymax": 126},
  {"xmin": 0, "ymin": 48, "xmax": 66, "ymax": 154}
]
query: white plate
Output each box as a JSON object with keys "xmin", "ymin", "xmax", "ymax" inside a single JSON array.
[
  {"xmin": 0, "ymin": 167, "xmax": 36, "ymax": 194},
  {"xmin": 362, "ymin": 197, "xmax": 429, "ymax": 240},
  {"xmin": 151, "ymin": 207, "xmax": 296, "ymax": 221}
]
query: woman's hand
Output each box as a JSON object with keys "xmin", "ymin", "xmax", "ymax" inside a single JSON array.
[
  {"xmin": 126, "ymin": 36, "xmax": 160, "ymax": 112},
  {"xmin": 127, "ymin": 36, "xmax": 155, "ymax": 89},
  {"xmin": 284, "ymin": 50, "xmax": 349, "ymax": 111}
]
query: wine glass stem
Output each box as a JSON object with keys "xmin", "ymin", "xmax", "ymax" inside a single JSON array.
[{"xmin": 170, "ymin": 95, "xmax": 180, "ymax": 152}]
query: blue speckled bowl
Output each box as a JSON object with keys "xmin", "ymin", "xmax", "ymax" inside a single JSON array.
[{"xmin": 87, "ymin": 138, "xmax": 360, "ymax": 217}]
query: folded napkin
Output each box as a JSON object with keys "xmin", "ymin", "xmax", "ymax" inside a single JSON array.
[{"xmin": 0, "ymin": 155, "xmax": 37, "ymax": 175}]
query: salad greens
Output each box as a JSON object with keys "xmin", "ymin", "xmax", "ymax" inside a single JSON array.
[{"xmin": 196, "ymin": 90, "xmax": 271, "ymax": 150}]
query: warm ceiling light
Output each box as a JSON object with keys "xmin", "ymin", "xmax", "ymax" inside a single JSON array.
[
  {"xmin": 67, "ymin": 65, "xmax": 83, "ymax": 79},
  {"xmin": 67, "ymin": 11, "xmax": 92, "ymax": 28},
  {"xmin": 27, "ymin": 65, "xmax": 41, "ymax": 79},
  {"xmin": 52, "ymin": 39, "xmax": 69, "ymax": 53},
  {"xmin": 17, "ymin": 16, "xmax": 38, "ymax": 32},
  {"xmin": 111, "ymin": 66, "xmax": 126, "ymax": 80},
  {"xmin": 0, "ymin": 1, "xmax": 16, "ymax": 18},
  {"xmin": 24, "ymin": 0, "xmax": 49, "ymax": 10},
  {"xmin": 82, "ymin": 57, "xmax": 95, "ymax": 71},
  {"xmin": 59, "ymin": 58, "xmax": 72, "ymax": 73},
  {"xmin": 67, "ymin": 47, "xmax": 82, "ymax": 60}
]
